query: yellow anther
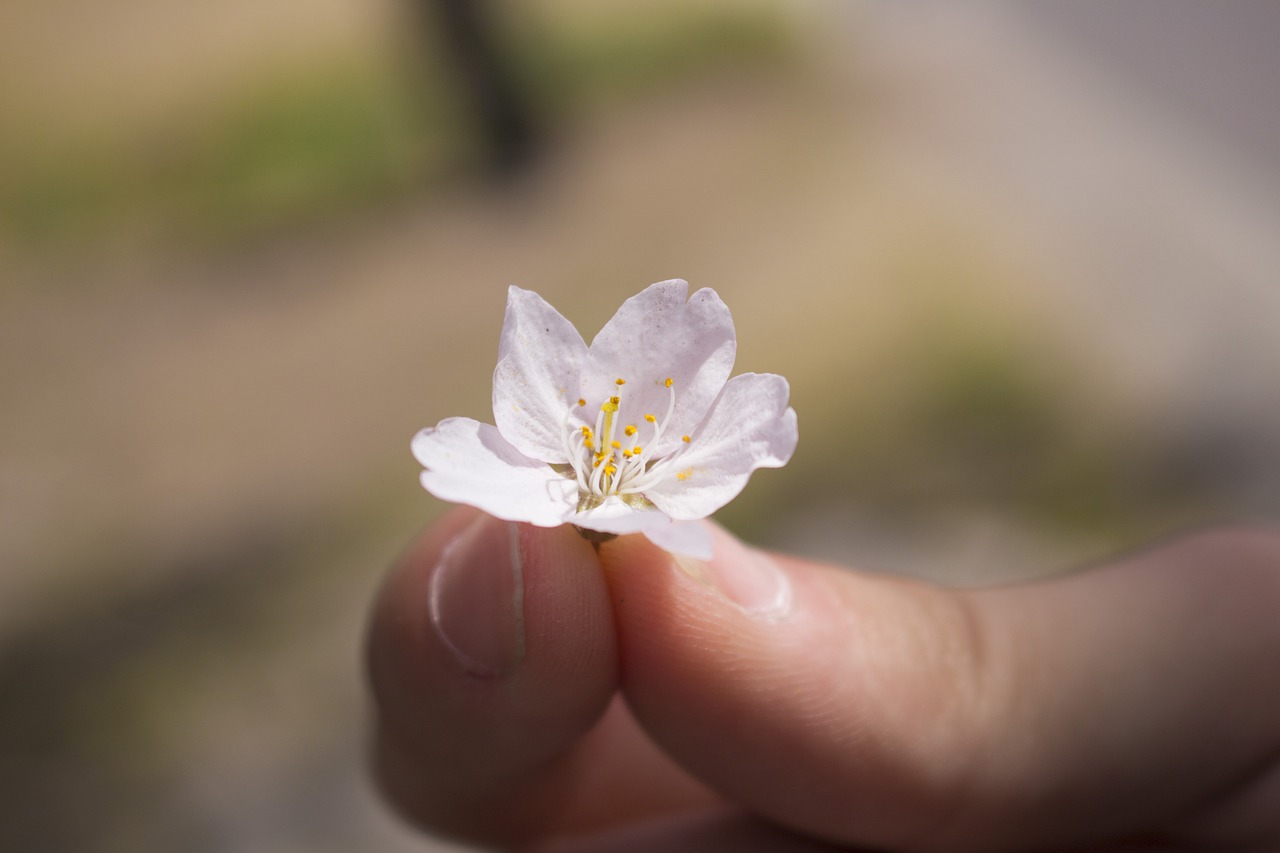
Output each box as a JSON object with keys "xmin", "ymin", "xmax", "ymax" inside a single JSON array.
[
  {"xmin": 622, "ymin": 449, "xmax": 633, "ymax": 459},
  {"xmin": 682, "ymin": 435, "xmax": 691, "ymax": 443},
  {"xmin": 584, "ymin": 438, "xmax": 594, "ymax": 449},
  {"xmin": 615, "ymin": 378, "xmax": 626, "ymax": 386},
  {"xmin": 664, "ymin": 377, "xmax": 674, "ymax": 387},
  {"xmin": 577, "ymin": 398, "xmax": 586, "ymax": 407},
  {"xmin": 580, "ymin": 425, "xmax": 592, "ymax": 436},
  {"xmin": 644, "ymin": 414, "xmax": 657, "ymax": 423},
  {"xmin": 602, "ymin": 398, "xmax": 619, "ymax": 413},
  {"xmin": 605, "ymin": 465, "xmax": 617, "ymax": 476},
  {"xmin": 632, "ymin": 446, "xmax": 643, "ymax": 455},
  {"xmin": 624, "ymin": 425, "xmax": 637, "ymax": 436},
  {"xmin": 610, "ymin": 440, "xmax": 622, "ymax": 449},
  {"xmin": 610, "ymin": 395, "xmax": 620, "ymax": 404}
]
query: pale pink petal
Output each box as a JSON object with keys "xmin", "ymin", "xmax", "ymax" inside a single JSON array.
[
  {"xmin": 579, "ymin": 280, "xmax": 736, "ymax": 457},
  {"xmin": 643, "ymin": 521, "xmax": 713, "ymax": 560},
  {"xmin": 571, "ymin": 501, "xmax": 712, "ymax": 558},
  {"xmin": 412, "ymin": 418, "xmax": 576, "ymax": 526},
  {"xmin": 644, "ymin": 373, "xmax": 797, "ymax": 521},
  {"xmin": 492, "ymin": 286, "xmax": 588, "ymax": 463}
]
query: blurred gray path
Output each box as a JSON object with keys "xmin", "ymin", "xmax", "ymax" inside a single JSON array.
[
  {"xmin": 863, "ymin": 0, "xmax": 1280, "ymax": 494},
  {"xmin": 1024, "ymin": 0, "xmax": 1280, "ymax": 183}
]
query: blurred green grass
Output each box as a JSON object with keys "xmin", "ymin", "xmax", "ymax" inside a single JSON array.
[
  {"xmin": 525, "ymin": 4, "xmax": 791, "ymax": 110},
  {"xmin": 0, "ymin": 4, "xmax": 791, "ymax": 256},
  {"xmin": 718, "ymin": 238, "xmax": 1216, "ymax": 552},
  {"xmin": 2, "ymin": 57, "xmax": 443, "ymax": 248}
]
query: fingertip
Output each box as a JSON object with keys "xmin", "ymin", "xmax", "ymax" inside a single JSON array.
[
  {"xmin": 367, "ymin": 509, "xmax": 619, "ymax": 842},
  {"xmin": 599, "ymin": 522, "xmax": 822, "ymax": 693}
]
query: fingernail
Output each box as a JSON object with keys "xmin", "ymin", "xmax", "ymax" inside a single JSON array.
[
  {"xmin": 674, "ymin": 525, "xmax": 792, "ymax": 620},
  {"xmin": 429, "ymin": 515, "xmax": 526, "ymax": 677}
]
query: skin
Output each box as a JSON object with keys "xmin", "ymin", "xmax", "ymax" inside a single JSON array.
[{"xmin": 366, "ymin": 508, "xmax": 1280, "ymax": 852}]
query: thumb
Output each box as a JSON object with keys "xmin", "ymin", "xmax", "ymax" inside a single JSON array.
[{"xmin": 598, "ymin": 523, "xmax": 1280, "ymax": 852}]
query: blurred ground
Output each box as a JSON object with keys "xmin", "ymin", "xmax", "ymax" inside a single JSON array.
[{"xmin": 1, "ymin": 1, "xmax": 1278, "ymax": 851}]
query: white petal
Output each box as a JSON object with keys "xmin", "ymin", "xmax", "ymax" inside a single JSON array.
[
  {"xmin": 412, "ymin": 418, "xmax": 576, "ymax": 526},
  {"xmin": 492, "ymin": 286, "xmax": 588, "ymax": 463},
  {"xmin": 570, "ymin": 496, "xmax": 670, "ymax": 535},
  {"xmin": 644, "ymin": 373, "xmax": 798, "ymax": 521},
  {"xmin": 643, "ymin": 521, "xmax": 713, "ymax": 560},
  {"xmin": 580, "ymin": 280, "xmax": 736, "ymax": 457}
]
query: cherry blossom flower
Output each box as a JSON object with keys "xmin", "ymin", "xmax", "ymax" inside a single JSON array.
[{"xmin": 412, "ymin": 279, "xmax": 797, "ymax": 558}]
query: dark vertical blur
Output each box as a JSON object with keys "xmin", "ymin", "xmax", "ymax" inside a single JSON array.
[{"xmin": 411, "ymin": 0, "xmax": 540, "ymax": 175}]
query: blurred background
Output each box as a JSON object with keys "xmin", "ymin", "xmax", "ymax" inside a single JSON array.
[{"xmin": 2, "ymin": 1, "xmax": 1278, "ymax": 850}]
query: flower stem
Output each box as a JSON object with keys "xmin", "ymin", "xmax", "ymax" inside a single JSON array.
[{"xmin": 573, "ymin": 526, "xmax": 618, "ymax": 548}]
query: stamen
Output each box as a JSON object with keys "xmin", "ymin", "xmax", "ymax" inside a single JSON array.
[
  {"xmin": 590, "ymin": 453, "xmax": 607, "ymax": 493},
  {"xmin": 565, "ymin": 376, "xmax": 692, "ymax": 499},
  {"xmin": 568, "ymin": 428, "xmax": 589, "ymax": 492}
]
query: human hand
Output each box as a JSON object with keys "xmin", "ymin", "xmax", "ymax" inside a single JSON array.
[{"xmin": 366, "ymin": 509, "xmax": 1280, "ymax": 851}]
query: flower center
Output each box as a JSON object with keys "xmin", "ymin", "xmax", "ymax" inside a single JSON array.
[{"xmin": 560, "ymin": 376, "xmax": 692, "ymax": 505}]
